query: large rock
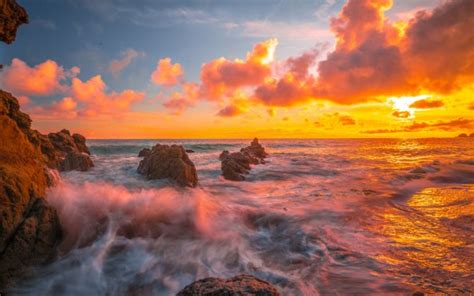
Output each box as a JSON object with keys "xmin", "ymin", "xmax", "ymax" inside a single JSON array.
[
  {"xmin": 177, "ymin": 274, "xmax": 281, "ymax": 296},
  {"xmin": 137, "ymin": 144, "xmax": 198, "ymax": 187},
  {"xmin": 0, "ymin": 0, "xmax": 28, "ymax": 44},
  {"xmin": 0, "ymin": 90, "xmax": 62, "ymax": 289},
  {"xmin": 220, "ymin": 138, "xmax": 268, "ymax": 181},
  {"xmin": 138, "ymin": 147, "xmax": 151, "ymax": 157},
  {"xmin": 46, "ymin": 129, "xmax": 93, "ymax": 171}
]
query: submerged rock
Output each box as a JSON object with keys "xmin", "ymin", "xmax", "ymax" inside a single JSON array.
[
  {"xmin": 177, "ymin": 274, "xmax": 281, "ymax": 296},
  {"xmin": 61, "ymin": 151, "xmax": 94, "ymax": 172},
  {"xmin": 0, "ymin": 0, "xmax": 29, "ymax": 44},
  {"xmin": 220, "ymin": 138, "xmax": 268, "ymax": 181},
  {"xmin": 0, "ymin": 90, "xmax": 62, "ymax": 289},
  {"xmin": 138, "ymin": 147, "xmax": 151, "ymax": 157},
  {"xmin": 137, "ymin": 144, "xmax": 198, "ymax": 187}
]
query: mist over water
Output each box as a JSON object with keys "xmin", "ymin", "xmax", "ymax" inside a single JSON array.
[{"xmin": 11, "ymin": 139, "xmax": 474, "ymax": 295}]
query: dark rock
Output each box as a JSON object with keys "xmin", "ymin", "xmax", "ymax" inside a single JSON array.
[
  {"xmin": 72, "ymin": 133, "xmax": 90, "ymax": 155},
  {"xmin": 470, "ymin": 133, "xmax": 474, "ymax": 137},
  {"xmin": 0, "ymin": 0, "xmax": 28, "ymax": 44},
  {"xmin": 61, "ymin": 152, "xmax": 94, "ymax": 172},
  {"xmin": 220, "ymin": 138, "xmax": 268, "ymax": 181},
  {"xmin": 0, "ymin": 90, "xmax": 62, "ymax": 289},
  {"xmin": 457, "ymin": 133, "xmax": 468, "ymax": 137},
  {"xmin": 177, "ymin": 274, "xmax": 280, "ymax": 296},
  {"xmin": 138, "ymin": 148, "xmax": 151, "ymax": 157},
  {"xmin": 137, "ymin": 144, "xmax": 198, "ymax": 187},
  {"xmin": 185, "ymin": 149, "xmax": 195, "ymax": 153}
]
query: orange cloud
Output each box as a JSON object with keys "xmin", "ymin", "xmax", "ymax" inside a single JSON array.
[
  {"xmin": 470, "ymin": 102, "xmax": 474, "ymax": 110},
  {"xmin": 163, "ymin": 82, "xmax": 199, "ymax": 114},
  {"xmin": 409, "ymin": 99, "xmax": 444, "ymax": 109},
  {"xmin": 107, "ymin": 49, "xmax": 144, "ymax": 77},
  {"xmin": 199, "ymin": 38, "xmax": 277, "ymax": 100},
  {"xmin": 364, "ymin": 118, "xmax": 474, "ymax": 133},
  {"xmin": 150, "ymin": 58, "xmax": 183, "ymax": 86},
  {"xmin": 338, "ymin": 115, "xmax": 356, "ymax": 125},
  {"xmin": 71, "ymin": 75, "xmax": 144, "ymax": 117},
  {"xmin": 392, "ymin": 110, "xmax": 410, "ymax": 118},
  {"xmin": 0, "ymin": 58, "xmax": 75, "ymax": 96},
  {"xmin": 216, "ymin": 104, "xmax": 243, "ymax": 117}
]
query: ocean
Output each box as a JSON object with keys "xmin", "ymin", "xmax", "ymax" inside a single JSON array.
[{"xmin": 12, "ymin": 138, "xmax": 474, "ymax": 295}]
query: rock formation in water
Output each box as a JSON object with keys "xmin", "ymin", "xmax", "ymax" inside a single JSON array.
[
  {"xmin": 457, "ymin": 133, "xmax": 468, "ymax": 137},
  {"xmin": 137, "ymin": 144, "xmax": 198, "ymax": 187},
  {"xmin": 0, "ymin": 90, "xmax": 62, "ymax": 289},
  {"xmin": 220, "ymin": 138, "xmax": 268, "ymax": 181},
  {"xmin": 46, "ymin": 129, "xmax": 94, "ymax": 171},
  {"xmin": 138, "ymin": 147, "xmax": 151, "ymax": 157},
  {"xmin": 0, "ymin": 0, "xmax": 28, "ymax": 44},
  {"xmin": 176, "ymin": 274, "xmax": 281, "ymax": 296}
]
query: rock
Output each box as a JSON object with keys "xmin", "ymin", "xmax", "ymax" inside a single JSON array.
[
  {"xmin": 470, "ymin": 133, "xmax": 474, "ymax": 137},
  {"xmin": 177, "ymin": 274, "xmax": 281, "ymax": 296},
  {"xmin": 457, "ymin": 133, "xmax": 468, "ymax": 137},
  {"xmin": 0, "ymin": 90, "xmax": 62, "ymax": 289},
  {"xmin": 137, "ymin": 144, "xmax": 198, "ymax": 187},
  {"xmin": 0, "ymin": 0, "xmax": 28, "ymax": 44},
  {"xmin": 61, "ymin": 151, "xmax": 94, "ymax": 172},
  {"xmin": 47, "ymin": 129, "xmax": 93, "ymax": 171},
  {"xmin": 138, "ymin": 148, "xmax": 151, "ymax": 157},
  {"xmin": 220, "ymin": 138, "xmax": 268, "ymax": 181},
  {"xmin": 185, "ymin": 149, "xmax": 195, "ymax": 153}
]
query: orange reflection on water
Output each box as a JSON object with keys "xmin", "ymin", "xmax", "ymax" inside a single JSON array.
[{"xmin": 370, "ymin": 185, "xmax": 474, "ymax": 292}]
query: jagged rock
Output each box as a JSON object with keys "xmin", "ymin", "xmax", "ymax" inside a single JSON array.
[
  {"xmin": 137, "ymin": 144, "xmax": 198, "ymax": 187},
  {"xmin": 0, "ymin": 0, "xmax": 28, "ymax": 44},
  {"xmin": 46, "ymin": 129, "xmax": 93, "ymax": 171},
  {"xmin": 0, "ymin": 90, "xmax": 62, "ymax": 289},
  {"xmin": 220, "ymin": 138, "xmax": 268, "ymax": 181},
  {"xmin": 61, "ymin": 151, "xmax": 94, "ymax": 172},
  {"xmin": 177, "ymin": 274, "xmax": 281, "ymax": 296},
  {"xmin": 138, "ymin": 148, "xmax": 151, "ymax": 157}
]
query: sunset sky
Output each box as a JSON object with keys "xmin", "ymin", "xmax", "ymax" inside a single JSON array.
[{"xmin": 1, "ymin": 0, "xmax": 473, "ymax": 138}]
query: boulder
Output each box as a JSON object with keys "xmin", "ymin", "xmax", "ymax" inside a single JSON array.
[
  {"xmin": 220, "ymin": 138, "xmax": 268, "ymax": 181},
  {"xmin": 185, "ymin": 149, "xmax": 195, "ymax": 153},
  {"xmin": 138, "ymin": 148, "xmax": 151, "ymax": 157},
  {"xmin": 457, "ymin": 133, "xmax": 468, "ymax": 137},
  {"xmin": 61, "ymin": 151, "xmax": 94, "ymax": 172},
  {"xmin": 0, "ymin": 90, "xmax": 62, "ymax": 289},
  {"xmin": 46, "ymin": 129, "xmax": 94, "ymax": 171},
  {"xmin": 177, "ymin": 274, "xmax": 281, "ymax": 296},
  {"xmin": 137, "ymin": 144, "xmax": 198, "ymax": 187},
  {"xmin": 0, "ymin": 0, "xmax": 28, "ymax": 44}
]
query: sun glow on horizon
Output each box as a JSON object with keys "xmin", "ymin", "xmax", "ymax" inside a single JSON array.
[{"xmin": 388, "ymin": 94, "xmax": 431, "ymax": 118}]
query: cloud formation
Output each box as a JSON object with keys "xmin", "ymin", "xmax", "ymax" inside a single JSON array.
[
  {"xmin": 409, "ymin": 99, "xmax": 444, "ymax": 109},
  {"xmin": 151, "ymin": 58, "xmax": 184, "ymax": 86},
  {"xmin": 216, "ymin": 104, "xmax": 244, "ymax": 117},
  {"xmin": 364, "ymin": 118, "xmax": 474, "ymax": 134},
  {"xmin": 107, "ymin": 49, "xmax": 144, "ymax": 77},
  {"xmin": 0, "ymin": 58, "xmax": 77, "ymax": 96}
]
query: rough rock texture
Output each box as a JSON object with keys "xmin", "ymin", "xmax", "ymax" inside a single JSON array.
[
  {"xmin": 177, "ymin": 274, "xmax": 281, "ymax": 296},
  {"xmin": 0, "ymin": 90, "xmax": 62, "ymax": 289},
  {"xmin": 220, "ymin": 138, "xmax": 268, "ymax": 181},
  {"xmin": 45, "ymin": 129, "xmax": 93, "ymax": 171},
  {"xmin": 138, "ymin": 148, "xmax": 151, "ymax": 157},
  {"xmin": 0, "ymin": 0, "xmax": 28, "ymax": 44},
  {"xmin": 137, "ymin": 144, "xmax": 198, "ymax": 187}
]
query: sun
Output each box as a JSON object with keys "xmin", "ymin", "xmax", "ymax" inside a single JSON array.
[{"xmin": 388, "ymin": 94, "xmax": 431, "ymax": 117}]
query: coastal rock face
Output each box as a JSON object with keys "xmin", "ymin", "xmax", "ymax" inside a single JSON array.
[
  {"xmin": 137, "ymin": 144, "xmax": 198, "ymax": 187},
  {"xmin": 138, "ymin": 147, "xmax": 151, "ymax": 157},
  {"xmin": 46, "ymin": 129, "xmax": 93, "ymax": 171},
  {"xmin": 0, "ymin": 0, "xmax": 28, "ymax": 44},
  {"xmin": 0, "ymin": 90, "xmax": 62, "ymax": 289},
  {"xmin": 220, "ymin": 138, "xmax": 268, "ymax": 181},
  {"xmin": 177, "ymin": 274, "xmax": 281, "ymax": 296}
]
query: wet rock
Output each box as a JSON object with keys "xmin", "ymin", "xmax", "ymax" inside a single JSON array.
[
  {"xmin": 0, "ymin": 0, "xmax": 28, "ymax": 44},
  {"xmin": 0, "ymin": 90, "xmax": 62, "ymax": 289},
  {"xmin": 177, "ymin": 274, "xmax": 281, "ymax": 296},
  {"xmin": 138, "ymin": 148, "xmax": 151, "ymax": 157},
  {"xmin": 47, "ymin": 129, "xmax": 93, "ymax": 171},
  {"xmin": 61, "ymin": 151, "xmax": 94, "ymax": 172},
  {"xmin": 185, "ymin": 149, "xmax": 195, "ymax": 153},
  {"xmin": 220, "ymin": 138, "xmax": 268, "ymax": 181},
  {"xmin": 137, "ymin": 144, "xmax": 198, "ymax": 187}
]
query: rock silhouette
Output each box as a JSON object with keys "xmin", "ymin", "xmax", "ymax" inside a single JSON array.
[
  {"xmin": 220, "ymin": 138, "xmax": 268, "ymax": 181},
  {"xmin": 0, "ymin": 0, "xmax": 28, "ymax": 44}
]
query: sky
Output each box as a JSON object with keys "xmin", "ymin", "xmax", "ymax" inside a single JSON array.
[{"xmin": 0, "ymin": 0, "xmax": 473, "ymax": 139}]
